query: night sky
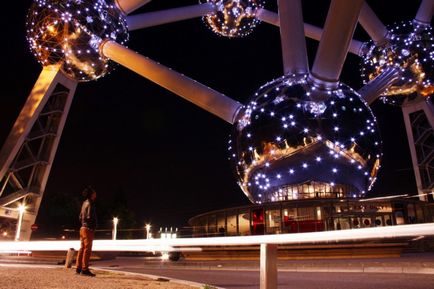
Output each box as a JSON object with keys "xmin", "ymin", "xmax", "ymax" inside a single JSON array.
[{"xmin": 1, "ymin": 0, "xmax": 426, "ymax": 233}]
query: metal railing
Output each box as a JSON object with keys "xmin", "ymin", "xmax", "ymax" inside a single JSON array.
[{"xmin": 1, "ymin": 223, "xmax": 434, "ymax": 289}]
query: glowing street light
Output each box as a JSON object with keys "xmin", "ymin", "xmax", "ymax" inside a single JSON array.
[
  {"xmin": 161, "ymin": 252, "xmax": 170, "ymax": 261},
  {"xmin": 112, "ymin": 217, "xmax": 119, "ymax": 240},
  {"xmin": 15, "ymin": 204, "xmax": 26, "ymax": 241},
  {"xmin": 145, "ymin": 224, "xmax": 151, "ymax": 239}
]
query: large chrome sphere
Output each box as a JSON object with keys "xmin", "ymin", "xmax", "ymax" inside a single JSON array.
[
  {"xmin": 361, "ymin": 21, "xmax": 434, "ymax": 105},
  {"xmin": 200, "ymin": 0, "xmax": 264, "ymax": 38},
  {"xmin": 229, "ymin": 75, "xmax": 382, "ymax": 204},
  {"xmin": 26, "ymin": 0, "xmax": 128, "ymax": 81}
]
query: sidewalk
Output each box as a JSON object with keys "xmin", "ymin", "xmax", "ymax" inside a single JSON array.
[{"xmin": 0, "ymin": 264, "xmax": 204, "ymax": 289}]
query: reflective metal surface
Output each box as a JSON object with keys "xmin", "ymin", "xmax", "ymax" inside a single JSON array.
[
  {"xmin": 200, "ymin": 0, "xmax": 264, "ymax": 38},
  {"xmin": 26, "ymin": 0, "xmax": 129, "ymax": 81},
  {"xmin": 361, "ymin": 21, "xmax": 434, "ymax": 105},
  {"xmin": 229, "ymin": 75, "xmax": 382, "ymax": 203}
]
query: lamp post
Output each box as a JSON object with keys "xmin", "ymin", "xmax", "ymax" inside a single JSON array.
[
  {"xmin": 112, "ymin": 217, "xmax": 119, "ymax": 240},
  {"xmin": 145, "ymin": 224, "xmax": 151, "ymax": 239},
  {"xmin": 15, "ymin": 204, "xmax": 26, "ymax": 241}
]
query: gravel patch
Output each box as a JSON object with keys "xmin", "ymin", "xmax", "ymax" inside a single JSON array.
[{"xmin": 0, "ymin": 267, "xmax": 197, "ymax": 289}]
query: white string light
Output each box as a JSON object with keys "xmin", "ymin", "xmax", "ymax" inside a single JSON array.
[
  {"xmin": 229, "ymin": 74, "xmax": 382, "ymax": 203},
  {"xmin": 201, "ymin": 0, "xmax": 264, "ymax": 38},
  {"xmin": 26, "ymin": 0, "xmax": 129, "ymax": 81},
  {"xmin": 361, "ymin": 20, "xmax": 434, "ymax": 105}
]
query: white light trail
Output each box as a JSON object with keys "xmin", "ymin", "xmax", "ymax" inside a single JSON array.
[
  {"xmin": 1, "ymin": 223, "xmax": 433, "ymax": 252},
  {"xmin": 0, "ymin": 240, "xmax": 201, "ymax": 253},
  {"xmin": 359, "ymin": 194, "xmax": 409, "ymax": 202}
]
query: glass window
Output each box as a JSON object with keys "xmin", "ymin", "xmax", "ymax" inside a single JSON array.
[
  {"xmin": 207, "ymin": 214, "xmax": 217, "ymax": 236},
  {"xmin": 423, "ymin": 206, "xmax": 434, "ymax": 222},
  {"xmin": 315, "ymin": 207, "xmax": 326, "ymax": 231},
  {"xmin": 407, "ymin": 203, "xmax": 416, "ymax": 223},
  {"xmin": 297, "ymin": 207, "xmax": 315, "ymax": 221},
  {"xmin": 195, "ymin": 217, "xmax": 207, "ymax": 236},
  {"xmin": 217, "ymin": 212, "xmax": 226, "ymax": 236},
  {"xmin": 282, "ymin": 207, "xmax": 297, "ymax": 233},
  {"xmin": 191, "ymin": 219, "xmax": 201, "ymax": 236},
  {"xmin": 315, "ymin": 207, "xmax": 323, "ymax": 220},
  {"xmin": 416, "ymin": 205, "xmax": 425, "ymax": 222},
  {"xmin": 251, "ymin": 208, "xmax": 265, "ymax": 235},
  {"xmin": 265, "ymin": 207, "xmax": 281, "ymax": 234},
  {"xmin": 238, "ymin": 210, "xmax": 250, "ymax": 236},
  {"xmin": 334, "ymin": 218, "xmax": 350, "ymax": 230},
  {"xmin": 297, "ymin": 207, "xmax": 318, "ymax": 232},
  {"xmin": 395, "ymin": 211, "xmax": 405, "ymax": 225},
  {"xmin": 226, "ymin": 210, "xmax": 237, "ymax": 236}
]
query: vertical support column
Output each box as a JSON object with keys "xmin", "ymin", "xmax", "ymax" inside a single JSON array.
[
  {"xmin": 260, "ymin": 243, "xmax": 277, "ymax": 289},
  {"xmin": 415, "ymin": 0, "xmax": 434, "ymax": 25},
  {"xmin": 278, "ymin": 0, "xmax": 309, "ymax": 75},
  {"xmin": 402, "ymin": 98, "xmax": 434, "ymax": 202},
  {"xmin": 310, "ymin": 0, "xmax": 364, "ymax": 88},
  {"xmin": 255, "ymin": 9, "xmax": 365, "ymax": 56},
  {"xmin": 358, "ymin": 3, "xmax": 389, "ymax": 45},
  {"xmin": 0, "ymin": 65, "xmax": 77, "ymax": 240}
]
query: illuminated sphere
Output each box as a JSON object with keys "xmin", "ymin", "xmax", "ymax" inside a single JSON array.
[
  {"xmin": 360, "ymin": 21, "xmax": 434, "ymax": 105},
  {"xmin": 228, "ymin": 75, "xmax": 382, "ymax": 204},
  {"xmin": 26, "ymin": 0, "xmax": 129, "ymax": 82},
  {"xmin": 200, "ymin": 0, "xmax": 264, "ymax": 38}
]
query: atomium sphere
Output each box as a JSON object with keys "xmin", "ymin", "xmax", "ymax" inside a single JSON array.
[
  {"xmin": 26, "ymin": 0, "xmax": 129, "ymax": 82},
  {"xmin": 361, "ymin": 21, "xmax": 434, "ymax": 105},
  {"xmin": 228, "ymin": 75, "xmax": 382, "ymax": 204},
  {"xmin": 200, "ymin": 0, "xmax": 264, "ymax": 38}
]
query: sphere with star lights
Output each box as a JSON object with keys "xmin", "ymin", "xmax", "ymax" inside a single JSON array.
[
  {"xmin": 229, "ymin": 75, "xmax": 382, "ymax": 204},
  {"xmin": 26, "ymin": 0, "xmax": 129, "ymax": 81},
  {"xmin": 360, "ymin": 21, "xmax": 434, "ymax": 105},
  {"xmin": 200, "ymin": 0, "xmax": 264, "ymax": 38}
]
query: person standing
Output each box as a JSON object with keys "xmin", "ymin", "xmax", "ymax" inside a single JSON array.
[{"xmin": 76, "ymin": 186, "xmax": 97, "ymax": 277}]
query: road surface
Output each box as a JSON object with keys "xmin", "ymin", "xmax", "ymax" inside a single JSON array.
[{"xmin": 95, "ymin": 257, "xmax": 434, "ymax": 289}]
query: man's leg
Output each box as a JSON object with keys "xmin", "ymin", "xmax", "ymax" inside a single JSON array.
[
  {"xmin": 75, "ymin": 227, "xmax": 85, "ymax": 272},
  {"xmin": 81, "ymin": 229, "xmax": 95, "ymax": 276}
]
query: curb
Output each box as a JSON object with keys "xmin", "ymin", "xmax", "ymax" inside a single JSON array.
[
  {"xmin": 116, "ymin": 264, "xmax": 434, "ymax": 275},
  {"xmin": 279, "ymin": 266, "xmax": 434, "ymax": 274},
  {"xmin": 94, "ymin": 267, "xmax": 226, "ymax": 289}
]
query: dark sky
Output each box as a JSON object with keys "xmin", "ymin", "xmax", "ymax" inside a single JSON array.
[{"xmin": 1, "ymin": 0, "xmax": 425, "ymax": 231}]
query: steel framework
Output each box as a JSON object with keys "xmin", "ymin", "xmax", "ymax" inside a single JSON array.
[
  {"xmin": 2, "ymin": 0, "xmax": 434, "ymax": 240},
  {"xmin": 0, "ymin": 66, "xmax": 77, "ymax": 240}
]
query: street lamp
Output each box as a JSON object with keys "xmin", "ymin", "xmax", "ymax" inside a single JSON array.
[
  {"xmin": 15, "ymin": 204, "xmax": 26, "ymax": 241},
  {"xmin": 112, "ymin": 217, "xmax": 119, "ymax": 240},
  {"xmin": 145, "ymin": 224, "xmax": 151, "ymax": 239}
]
